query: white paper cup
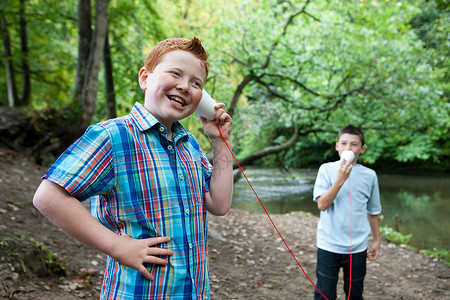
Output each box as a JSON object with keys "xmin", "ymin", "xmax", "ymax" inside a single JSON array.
[
  {"xmin": 341, "ymin": 150, "xmax": 355, "ymax": 163},
  {"xmin": 195, "ymin": 90, "xmax": 217, "ymax": 120}
]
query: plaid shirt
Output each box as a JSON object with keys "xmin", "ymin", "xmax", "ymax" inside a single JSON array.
[{"xmin": 44, "ymin": 103, "xmax": 213, "ymax": 299}]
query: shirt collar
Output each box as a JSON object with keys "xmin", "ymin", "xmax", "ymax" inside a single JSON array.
[{"xmin": 130, "ymin": 102, "xmax": 189, "ymax": 139}]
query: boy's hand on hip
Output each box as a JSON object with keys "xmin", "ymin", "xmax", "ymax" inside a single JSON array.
[{"xmin": 110, "ymin": 232, "xmax": 173, "ymax": 281}]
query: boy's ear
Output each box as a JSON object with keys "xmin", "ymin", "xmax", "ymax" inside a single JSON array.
[
  {"xmin": 360, "ymin": 145, "xmax": 366, "ymax": 154},
  {"xmin": 138, "ymin": 67, "xmax": 147, "ymax": 90}
]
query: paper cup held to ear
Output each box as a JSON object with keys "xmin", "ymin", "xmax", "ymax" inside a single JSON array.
[{"xmin": 195, "ymin": 90, "xmax": 217, "ymax": 121}]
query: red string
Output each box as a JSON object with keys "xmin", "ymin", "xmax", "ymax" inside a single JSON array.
[
  {"xmin": 217, "ymin": 124, "xmax": 329, "ymax": 299},
  {"xmin": 347, "ymin": 177, "xmax": 352, "ymax": 300}
]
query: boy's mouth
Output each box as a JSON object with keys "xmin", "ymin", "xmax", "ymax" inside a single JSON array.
[{"xmin": 167, "ymin": 95, "xmax": 186, "ymax": 107}]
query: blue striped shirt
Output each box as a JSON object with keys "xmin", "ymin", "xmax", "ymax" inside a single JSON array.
[{"xmin": 44, "ymin": 102, "xmax": 213, "ymax": 299}]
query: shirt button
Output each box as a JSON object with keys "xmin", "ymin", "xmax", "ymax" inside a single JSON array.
[
  {"xmin": 167, "ymin": 145, "xmax": 173, "ymax": 150},
  {"xmin": 185, "ymin": 209, "xmax": 190, "ymax": 214},
  {"xmin": 189, "ymin": 244, "xmax": 193, "ymax": 249},
  {"xmin": 159, "ymin": 127, "xmax": 165, "ymax": 132},
  {"xmin": 180, "ymin": 174, "xmax": 184, "ymax": 180}
]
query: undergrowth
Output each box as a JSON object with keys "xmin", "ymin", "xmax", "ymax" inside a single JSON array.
[
  {"xmin": 0, "ymin": 232, "xmax": 67, "ymax": 277},
  {"xmin": 380, "ymin": 226, "xmax": 449, "ymax": 266}
]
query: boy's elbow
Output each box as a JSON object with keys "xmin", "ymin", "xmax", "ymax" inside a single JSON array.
[
  {"xmin": 316, "ymin": 198, "xmax": 327, "ymax": 211},
  {"xmin": 215, "ymin": 207, "xmax": 230, "ymax": 216},
  {"xmin": 208, "ymin": 202, "xmax": 231, "ymax": 216},
  {"xmin": 33, "ymin": 183, "xmax": 48, "ymax": 212},
  {"xmin": 317, "ymin": 203, "xmax": 326, "ymax": 212},
  {"xmin": 33, "ymin": 179, "xmax": 61, "ymax": 212},
  {"xmin": 210, "ymin": 205, "xmax": 230, "ymax": 216},
  {"xmin": 206, "ymin": 191, "xmax": 231, "ymax": 216}
]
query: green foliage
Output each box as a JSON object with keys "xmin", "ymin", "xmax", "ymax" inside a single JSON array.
[
  {"xmin": 420, "ymin": 248, "xmax": 450, "ymax": 266},
  {"xmin": 0, "ymin": 0, "xmax": 78, "ymax": 107},
  {"xmin": 380, "ymin": 226, "xmax": 449, "ymax": 265},
  {"xmin": 92, "ymin": 0, "xmax": 167, "ymax": 123},
  {"xmin": 30, "ymin": 238, "xmax": 67, "ymax": 276},
  {"xmin": 0, "ymin": 0, "xmax": 165, "ymax": 119},
  {"xmin": 380, "ymin": 225, "xmax": 413, "ymax": 245},
  {"xmin": 1, "ymin": 0, "xmax": 448, "ymax": 170},
  {"xmin": 207, "ymin": 0, "xmax": 449, "ymax": 168}
]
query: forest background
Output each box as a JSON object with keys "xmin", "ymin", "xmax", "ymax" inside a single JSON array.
[
  {"xmin": 1, "ymin": 0, "xmax": 449, "ymax": 171},
  {"xmin": 0, "ymin": 1, "xmax": 449, "ymax": 298}
]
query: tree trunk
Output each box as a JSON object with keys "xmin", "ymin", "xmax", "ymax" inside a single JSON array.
[
  {"xmin": 104, "ymin": 28, "xmax": 116, "ymax": 119},
  {"xmin": 74, "ymin": 0, "xmax": 92, "ymax": 104},
  {"xmin": 19, "ymin": 0, "xmax": 31, "ymax": 106},
  {"xmin": 0, "ymin": 11, "xmax": 18, "ymax": 107},
  {"xmin": 80, "ymin": 0, "xmax": 109, "ymax": 128}
]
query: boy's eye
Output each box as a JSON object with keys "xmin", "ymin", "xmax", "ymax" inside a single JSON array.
[
  {"xmin": 170, "ymin": 71, "xmax": 181, "ymax": 76},
  {"xmin": 191, "ymin": 80, "xmax": 201, "ymax": 88}
]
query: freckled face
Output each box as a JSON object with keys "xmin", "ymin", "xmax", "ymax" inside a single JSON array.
[
  {"xmin": 138, "ymin": 50, "xmax": 206, "ymax": 128},
  {"xmin": 336, "ymin": 133, "xmax": 366, "ymax": 164}
]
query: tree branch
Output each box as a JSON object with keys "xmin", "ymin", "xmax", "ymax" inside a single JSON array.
[
  {"xmin": 228, "ymin": 0, "xmax": 316, "ymax": 117},
  {"xmin": 228, "ymin": 73, "xmax": 253, "ymax": 117},
  {"xmin": 236, "ymin": 122, "xmax": 300, "ymax": 167},
  {"xmin": 261, "ymin": 0, "xmax": 312, "ymax": 69}
]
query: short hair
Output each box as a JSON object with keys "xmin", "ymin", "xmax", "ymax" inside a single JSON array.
[
  {"xmin": 338, "ymin": 125, "xmax": 365, "ymax": 146},
  {"xmin": 144, "ymin": 37, "xmax": 209, "ymax": 77}
]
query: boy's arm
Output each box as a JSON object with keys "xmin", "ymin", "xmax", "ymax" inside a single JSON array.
[
  {"xmin": 33, "ymin": 179, "xmax": 173, "ymax": 280},
  {"xmin": 200, "ymin": 104, "xmax": 233, "ymax": 216},
  {"xmin": 367, "ymin": 213, "xmax": 381, "ymax": 261},
  {"xmin": 206, "ymin": 136, "xmax": 233, "ymax": 215},
  {"xmin": 316, "ymin": 160, "xmax": 352, "ymax": 211}
]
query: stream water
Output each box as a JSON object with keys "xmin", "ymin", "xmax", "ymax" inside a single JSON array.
[{"xmin": 231, "ymin": 167, "xmax": 450, "ymax": 251}]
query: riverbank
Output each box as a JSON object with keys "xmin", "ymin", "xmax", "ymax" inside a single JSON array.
[
  {"xmin": 231, "ymin": 167, "xmax": 450, "ymax": 251},
  {"xmin": 0, "ymin": 151, "xmax": 449, "ymax": 299},
  {"xmin": 208, "ymin": 209, "xmax": 449, "ymax": 299}
]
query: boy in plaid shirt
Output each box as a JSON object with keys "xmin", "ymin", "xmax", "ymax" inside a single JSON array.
[{"xmin": 33, "ymin": 37, "xmax": 233, "ymax": 299}]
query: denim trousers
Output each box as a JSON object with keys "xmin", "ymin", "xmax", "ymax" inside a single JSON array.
[{"xmin": 314, "ymin": 248, "xmax": 367, "ymax": 300}]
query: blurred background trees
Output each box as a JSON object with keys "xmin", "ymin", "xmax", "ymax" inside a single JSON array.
[{"xmin": 0, "ymin": 0, "xmax": 448, "ymax": 171}]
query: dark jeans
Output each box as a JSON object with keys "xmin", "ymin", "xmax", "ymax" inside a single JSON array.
[{"xmin": 314, "ymin": 248, "xmax": 367, "ymax": 300}]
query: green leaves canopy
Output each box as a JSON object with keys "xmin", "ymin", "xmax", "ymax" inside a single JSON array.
[
  {"xmin": 207, "ymin": 0, "xmax": 448, "ymax": 167},
  {"xmin": 0, "ymin": 0, "xmax": 448, "ymax": 169}
]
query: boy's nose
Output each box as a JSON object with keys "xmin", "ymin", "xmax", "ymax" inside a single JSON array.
[{"xmin": 176, "ymin": 80, "xmax": 189, "ymax": 92}]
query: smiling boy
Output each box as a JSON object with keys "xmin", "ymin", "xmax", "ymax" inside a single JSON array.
[
  {"xmin": 312, "ymin": 125, "xmax": 382, "ymax": 300},
  {"xmin": 33, "ymin": 37, "xmax": 233, "ymax": 299}
]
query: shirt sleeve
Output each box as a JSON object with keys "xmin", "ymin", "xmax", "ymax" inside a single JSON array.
[
  {"xmin": 43, "ymin": 124, "xmax": 115, "ymax": 201},
  {"xmin": 313, "ymin": 164, "xmax": 331, "ymax": 202},
  {"xmin": 199, "ymin": 146, "xmax": 213, "ymax": 193},
  {"xmin": 367, "ymin": 172, "xmax": 382, "ymax": 215}
]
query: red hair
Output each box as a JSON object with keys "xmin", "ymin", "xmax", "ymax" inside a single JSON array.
[{"xmin": 144, "ymin": 37, "xmax": 209, "ymax": 77}]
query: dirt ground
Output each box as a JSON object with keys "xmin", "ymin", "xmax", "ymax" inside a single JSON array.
[{"xmin": 0, "ymin": 150, "xmax": 449, "ymax": 299}]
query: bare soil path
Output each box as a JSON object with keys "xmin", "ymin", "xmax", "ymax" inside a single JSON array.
[{"xmin": 0, "ymin": 151, "xmax": 448, "ymax": 299}]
